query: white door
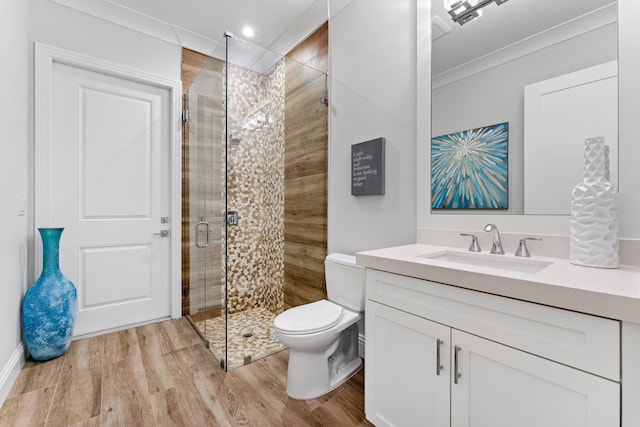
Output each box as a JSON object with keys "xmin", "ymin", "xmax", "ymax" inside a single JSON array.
[
  {"xmin": 365, "ymin": 300, "xmax": 451, "ymax": 427},
  {"xmin": 524, "ymin": 61, "xmax": 618, "ymax": 214},
  {"xmin": 35, "ymin": 45, "xmax": 180, "ymax": 337},
  {"xmin": 450, "ymin": 329, "xmax": 620, "ymax": 427}
]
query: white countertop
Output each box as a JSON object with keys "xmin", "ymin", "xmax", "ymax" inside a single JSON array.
[{"xmin": 356, "ymin": 244, "xmax": 640, "ymax": 324}]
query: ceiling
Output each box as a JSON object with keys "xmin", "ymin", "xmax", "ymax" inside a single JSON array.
[
  {"xmin": 100, "ymin": 0, "xmax": 616, "ymax": 75},
  {"xmin": 431, "ymin": 0, "xmax": 617, "ymax": 76},
  {"xmin": 109, "ymin": 0, "xmax": 328, "ymax": 53}
]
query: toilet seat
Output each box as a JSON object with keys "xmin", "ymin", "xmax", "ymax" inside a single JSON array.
[{"xmin": 274, "ymin": 300, "xmax": 343, "ymax": 335}]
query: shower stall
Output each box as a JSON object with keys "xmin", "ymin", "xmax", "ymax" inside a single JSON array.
[{"xmin": 181, "ymin": 30, "xmax": 328, "ymax": 370}]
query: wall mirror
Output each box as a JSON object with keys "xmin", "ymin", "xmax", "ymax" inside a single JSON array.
[{"xmin": 430, "ymin": 0, "xmax": 618, "ymax": 215}]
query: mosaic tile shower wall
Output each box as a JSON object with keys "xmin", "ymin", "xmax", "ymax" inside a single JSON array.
[
  {"xmin": 225, "ymin": 60, "xmax": 286, "ymax": 315},
  {"xmin": 184, "ymin": 54, "xmax": 285, "ymax": 318}
]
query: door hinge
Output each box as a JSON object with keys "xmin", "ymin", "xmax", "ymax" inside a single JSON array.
[{"xmin": 182, "ymin": 109, "xmax": 189, "ymax": 122}]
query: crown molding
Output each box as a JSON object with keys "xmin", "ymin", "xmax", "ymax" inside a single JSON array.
[{"xmin": 49, "ymin": 0, "xmax": 220, "ymax": 55}]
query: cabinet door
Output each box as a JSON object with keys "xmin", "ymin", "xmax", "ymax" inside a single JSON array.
[
  {"xmin": 365, "ymin": 301, "xmax": 451, "ymax": 427},
  {"xmin": 450, "ymin": 329, "xmax": 620, "ymax": 427}
]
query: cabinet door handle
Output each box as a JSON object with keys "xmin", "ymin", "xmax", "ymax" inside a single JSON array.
[
  {"xmin": 454, "ymin": 345, "xmax": 462, "ymax": 384},
  {"xmin": 436, "ymin": 339, "xmax": 444, "ymax": 376}
]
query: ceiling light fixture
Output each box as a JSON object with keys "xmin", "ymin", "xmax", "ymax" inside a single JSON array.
[
  {"xmin": 242, "ymin": 26, "xmax": 255, "ymax": 38},
  {"xmin": 444, "ymin": 0, "xmax": 509, "ymax": 26}
]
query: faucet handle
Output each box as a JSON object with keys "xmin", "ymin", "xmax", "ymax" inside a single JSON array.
[
  {"xmin": 515, "ymin": 238, "xmax": 542, "ymax": 257},
  {"xmin": 460, "ymin": 233, "xmax": 481, "ymax": 252}
]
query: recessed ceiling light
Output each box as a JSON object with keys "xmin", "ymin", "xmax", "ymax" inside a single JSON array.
[{"xmin": 242, "ymin": 27, "xmax": 255, "ymax": 38}]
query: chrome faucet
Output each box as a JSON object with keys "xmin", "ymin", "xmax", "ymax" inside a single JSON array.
[
  {"xmin": 460, "ymin": 233, "xmax": 481, "ymax": 252},
  {"xmin": 484, "ymin": 224, "xmax": 505, "ymax": 254}
]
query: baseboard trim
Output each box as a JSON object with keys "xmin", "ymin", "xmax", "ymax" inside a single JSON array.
[
  {"xmin": 72, "ymin": 316, "xmax": 172, "ymax": 341},
  {"xmin": 0, "ymin": 343, "xmax": 26, "ymax": 407}
]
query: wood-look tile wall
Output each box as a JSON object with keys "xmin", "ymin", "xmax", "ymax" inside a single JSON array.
[
  {"xmin": 284, "ymin": 23, "xmax": 329, "ymax": 309},
  {"xmin": 181, "ymin": 50, "xmax": 225, "ymax": 316},
  {"xmin": 181, "ymin": 49, "xmax": 209, "ymax": 315}
]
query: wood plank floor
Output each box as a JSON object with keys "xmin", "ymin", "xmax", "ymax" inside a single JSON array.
[{"xmin": 0, "ymin": 318, "xmax": 374, "ymax": 427}]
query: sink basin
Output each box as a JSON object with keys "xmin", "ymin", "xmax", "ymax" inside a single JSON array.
[{"xmin": 418, "ymin": 250, "xmax": 553, "ymax": 274}]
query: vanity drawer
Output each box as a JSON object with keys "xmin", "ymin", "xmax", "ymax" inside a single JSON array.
[{"xmin": 366, "ymin": 269, "xmax": 620, "ymax": 381}]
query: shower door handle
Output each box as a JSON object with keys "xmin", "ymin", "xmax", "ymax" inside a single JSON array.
[{"xmin": 195, "ymin": 220, "xmax": 210, "ymax": 248}]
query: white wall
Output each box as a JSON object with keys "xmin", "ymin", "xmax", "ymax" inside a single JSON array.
[
  {"xmin": 328, "ymin": 0, "xmax": 417, "ymax": 255},
  {"xmin": 0, "ymin": 0, "xmax": 29, "ymax": 406},
  {"xmin": 0, "ymin": 0, "xmax": 182, "ymax": 406},
  {"xmin": 30, "ymin": 0, "xmax": 181, "ymax": 80}
]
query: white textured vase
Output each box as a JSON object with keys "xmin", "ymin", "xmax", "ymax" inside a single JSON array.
[{"xmin": 569, "ymin": 137, "xmax": 619, "ymax": 268}]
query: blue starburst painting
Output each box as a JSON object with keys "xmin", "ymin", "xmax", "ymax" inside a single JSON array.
[{"xmin": 431, "ymin": 122, "xmax": 508, "ymax": 209}]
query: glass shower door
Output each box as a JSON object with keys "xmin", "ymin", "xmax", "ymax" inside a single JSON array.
[
  {"xmin": 182, "ymin": 45, "xmax": 228, "ymax": 369},
  {"xmin": 221, "ymin": 35, "xmax": 292, "ymax": 369},
  {"xmin": 183, "ymin": 28, "xmax": 327, "ymax": 370}
]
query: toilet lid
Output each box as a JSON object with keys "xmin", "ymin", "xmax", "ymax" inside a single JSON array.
[{"xmin": 274, "ymin": 300, "xmax": 343, "ymax": 335}]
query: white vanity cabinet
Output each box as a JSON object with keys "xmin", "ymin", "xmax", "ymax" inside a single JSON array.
[
  {"xmin": 449, "ymin": 329, "xmax": 618, "ymax": 427},
  {"xmin": 366, "ymin": 300, "xmax": 451, "ymax": 426},
  {"xmin": 364, "ymin": 269, "xmax": 621, "ymax": 427}
]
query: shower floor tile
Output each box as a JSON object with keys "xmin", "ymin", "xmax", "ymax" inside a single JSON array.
[{"xmin": 192, "ymin": 307, "xmax": 286, "ymax": 370}]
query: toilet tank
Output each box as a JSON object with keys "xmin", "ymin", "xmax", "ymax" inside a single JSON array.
[{"xmin": 325, "ymin": 253, "xmax": 366, "ymax": 312}]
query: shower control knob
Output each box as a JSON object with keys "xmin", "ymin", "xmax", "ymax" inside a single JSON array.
[{"xmin": 226, "ymin": 211, "xmax": 240, "ymax": 226}]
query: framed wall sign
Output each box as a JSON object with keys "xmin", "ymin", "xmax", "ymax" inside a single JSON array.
[{"xmin": 352, "ymin": 137, "xmax": 385, "ymax": 196}]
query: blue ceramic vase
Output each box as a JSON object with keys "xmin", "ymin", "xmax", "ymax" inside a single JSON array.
[{"xmin": 23, "ymin": 228, "xmax": 77, "ymax": 361}]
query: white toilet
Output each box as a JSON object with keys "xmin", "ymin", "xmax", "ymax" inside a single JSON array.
[{"xmin": 273, "ymin": 253, "xmax": 365, "ymax": 400}]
